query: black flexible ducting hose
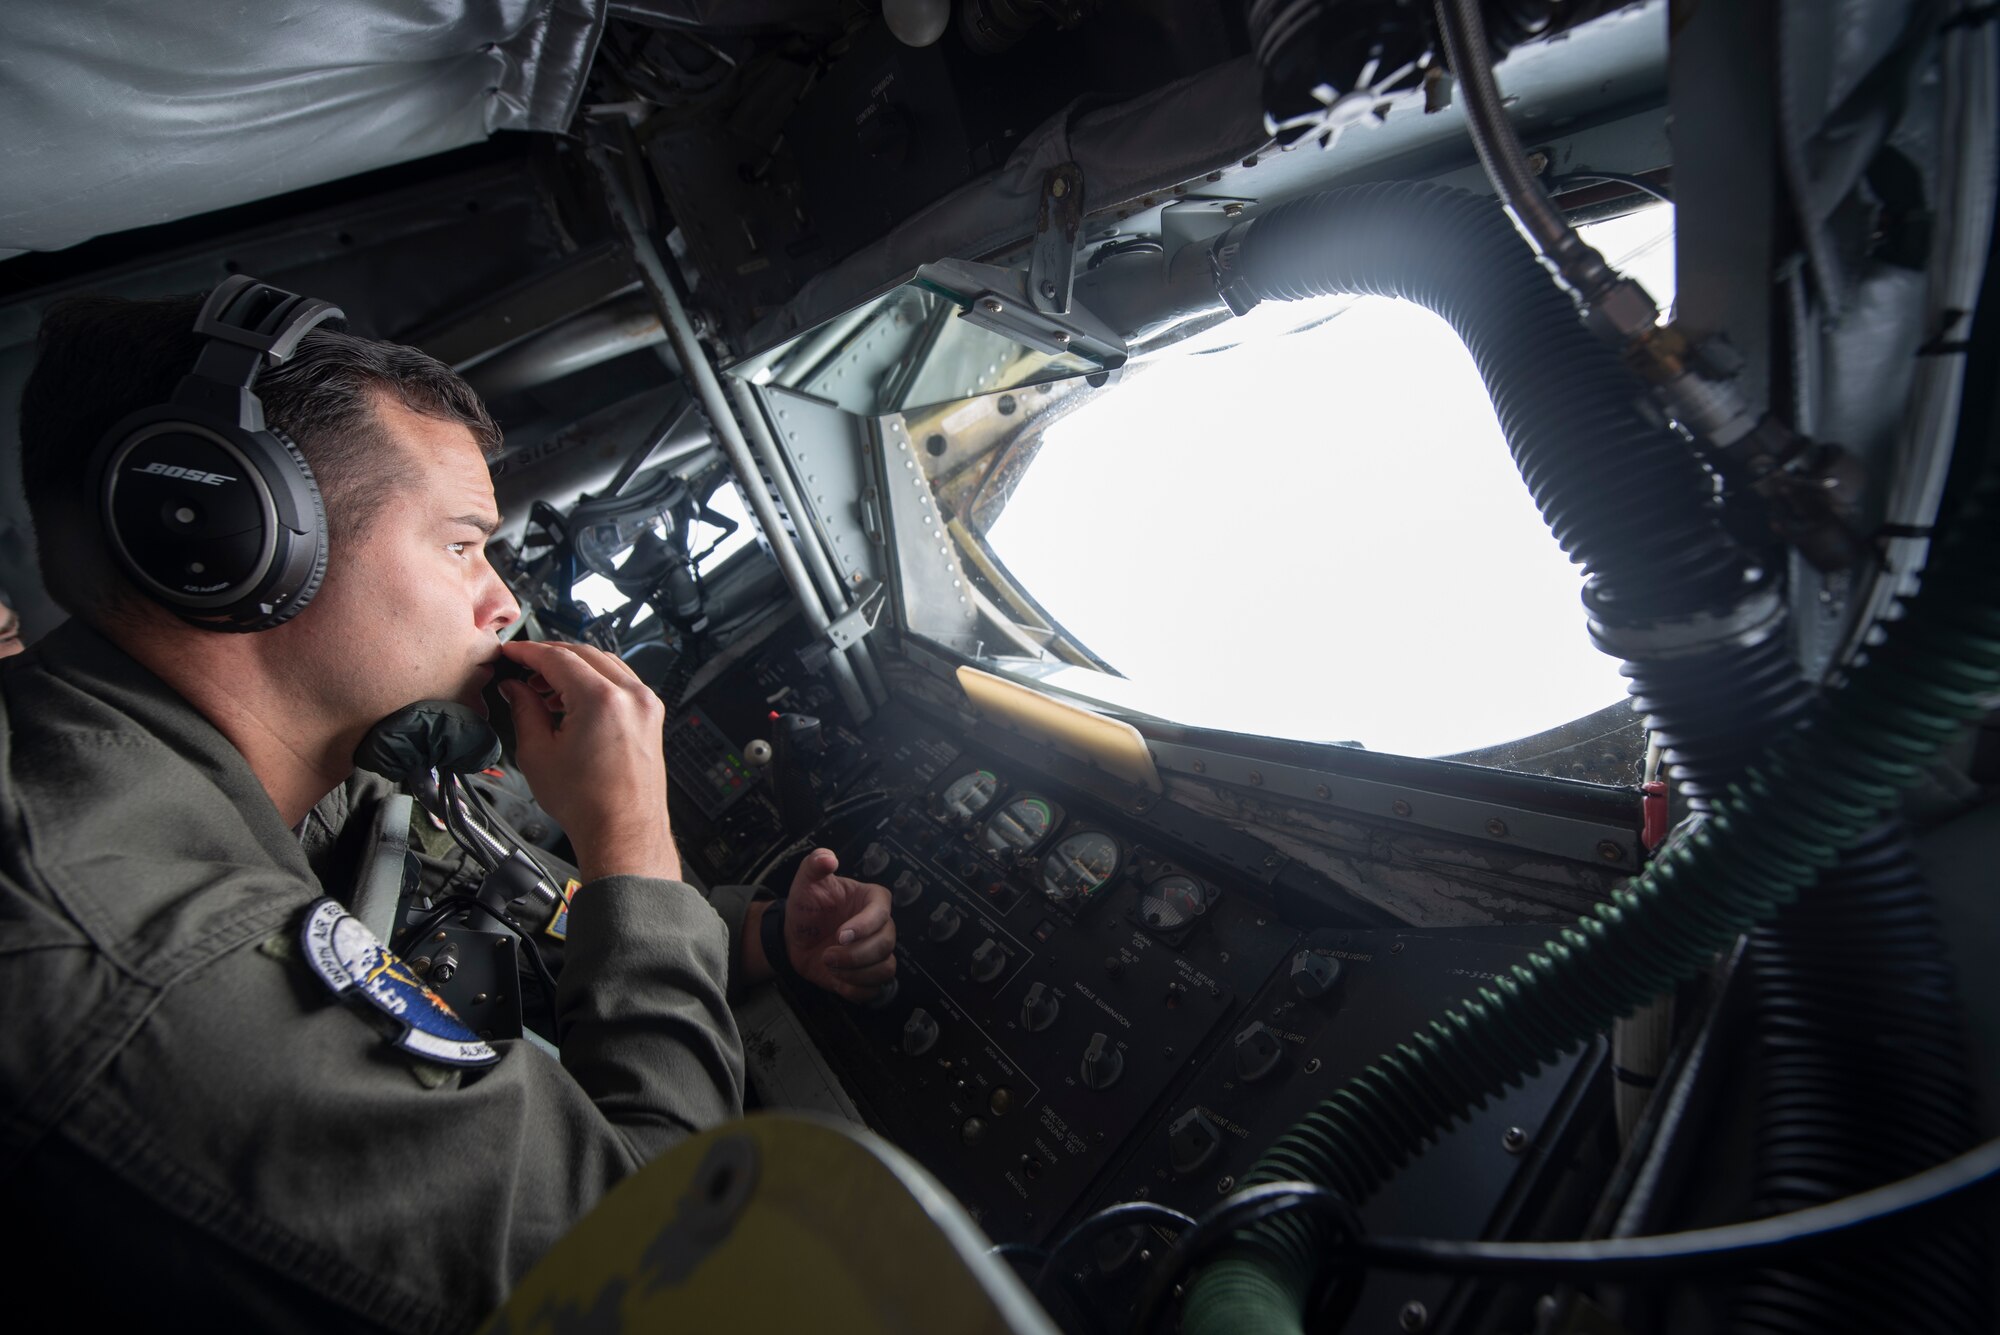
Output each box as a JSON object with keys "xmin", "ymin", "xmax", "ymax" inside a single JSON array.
[
  {"xmin": 1735, "ymin": 825, "xmax": 1988, "ymax": 1335},
  {"xmin": 1211, "ymin": 181, "xmax": 1743, "ymax": 608},
  {"xmin": 1173, "ymin": 182, "xmax": 1996, "ymax": 1334}
]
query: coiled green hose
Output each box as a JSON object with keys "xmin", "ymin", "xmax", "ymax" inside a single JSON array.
[{"xmin": 1180, "ymin": 461, "xmax": 2000, "ymax": 1333}]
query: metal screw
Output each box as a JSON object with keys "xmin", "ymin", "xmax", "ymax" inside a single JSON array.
[
  {"xmin": 1314, "ymin": 784, "xmax": 1330, "ymax": 799},
  {"xmin": 1597, "ymin": 839, "xmax": 1623, "ymax": 862},
  {"xmin": 1304, "ymin": 1057, "xmax": 1322, "ymax": 1074},
  {"xmin": 1503, "ymin": 1126, "xmax": 1529, "ymax": 1154},
  {"xmin": 1399, "ymin": 1300, "xmax": 1429, "ymax": 1332},
  {"xmin": 1192, "ymin": 759, "xmax": 1206, "ymax": 774},
  {"xmin": 1526, "ymin": 150, "xmax": 1549, "ymax": 176},
  {"xmin": 1392, "ymin": 799, "xmax": 1412, "ymax": 818},
  {"xmin": 1248, "ymin": 770, "xmax": 1263, "ymax": 786},
  {"xmin": 432, "ymin": 931, "xmax": 449, "ymax": 942},
  {"xmin": 1486, "ymin": 818, "xmax": 1509, "ymax": 837},
  {"xmin": 1053, "ymin": 330, "xmax": 1071, "ymax": 347},
  {"xmin": 1216, "ymin": 1175, "xmax": 1235, "ymax": 1195},
  {"xmin": 1222, "ymin": 201, "xmax": 1244, "ymax": 218},
  {"xmin": 1038, "ymin": 279, "xmax": 1057, "ymax": 300},
  {"xmin": 1051, "ymin": 176, "xmax": 1069, "ymax": 198},
  {"xmin": 473, "ymin": 992, "xmax": 490, "ymax": 1005},
  {"xmin": 979, "ymin": 296, "xmax": 1004, "ymax": 314},
  {"xmin": 1391, "ymin": 941, "xmax": 1405, "ymax": 955}
]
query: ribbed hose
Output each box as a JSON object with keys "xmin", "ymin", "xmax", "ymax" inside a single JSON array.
[
  {"xmin": 1180, "ymin": 183, "xmax": 2000, "ymax": 1335},
  {"xmin": 1182, "ymin": 466, "xmax": 2000, "ymax": 1333},
  {"xmin": 1734, "ymin": 825, "xmax": 1988, "ymax": 1335},
  {"xmin": 1214, "ymin": 182, "xmax": 1746, "ymax": 612}
]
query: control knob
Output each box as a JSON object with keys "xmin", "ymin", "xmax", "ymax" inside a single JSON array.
[
  {"xmin": 1020, "ymin": 982, "xmax": 1060, "ymax": 1032},
  {"xmin": 892, "ymin": 869, "xmax": 925, "ymax": 907},
  {"xmin": 1080, "ymin": 1032, "xmax": 1124, "ymax": 1090},
  {"xmin": 1168, "ymin": 1107, "xmax": 1223, "ymax": 1175},
  {"xmin": 1232, "ymin": 1021, "xmax": 1287, "ymax": 1083},
  {"xmin": 970, "ymin": 938, "xmax": 1006, "ymax": 982},
  {"xmin": 1291, "ymin": 948, "xmax": 1343, "ymax": 1000},
  {"xmin": 927, "ymin": 902, "xmax": 963, "ymax": 942},
  {"xmin": 860, "ymin": 841, "xmax": 893, "ymax": 878},
  {"xmin": 902, "ymin": 1007, "xmax": 940, "ymax": 1056}
]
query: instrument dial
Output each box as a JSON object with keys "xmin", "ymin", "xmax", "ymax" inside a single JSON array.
[
  {"xmin": 1137, "ymin": 874, "xmax": 1212, "ymax": 932},
  {"xmin": 1042, "ymin": 830, "xmax": 1122, "ymax": 904},
  {"xmin": 984, "ymin": 795, "xmax": 1056, "ymax": 854},
  {"xmin": 939, "ymin": 768, "xmax": 1000, "ymax": 821}
]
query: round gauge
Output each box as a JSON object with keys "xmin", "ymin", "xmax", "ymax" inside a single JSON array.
[
  {"xmin": 1042, "ymin": 831, "xmax": 1123, "ymax": 904},
  {"xmin": 940, "ymin": 769, "xmax": 1000, "ymax": 821},
  {"xmin": 1138, "ymin": 874, "xmax": 1211, "ymax": 932},
  {"xmin": 984, "ymin": 795, "xmax": 1055, "ymax": 853}
]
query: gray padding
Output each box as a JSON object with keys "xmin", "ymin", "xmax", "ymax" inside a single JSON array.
[
  {"xmin": 0, "ymin": 0, "xmax": 605, "ymax": 256},
  {"xmin": 352, "ymin": 794, "xmax": 415, "ymax": 942}
]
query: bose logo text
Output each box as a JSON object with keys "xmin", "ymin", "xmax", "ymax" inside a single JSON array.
[{"xmin": 135, "ymin": 462, "xmax": 237, "ymax": 486}]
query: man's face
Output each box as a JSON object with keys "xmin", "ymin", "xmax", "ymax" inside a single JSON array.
[
  {"xmin": 0, "ymin": 600, "xmax": 21, "ymax": 658},
  {"xmin": 275, "ymin": 394, "xmax": 517, "ymax": 730}
]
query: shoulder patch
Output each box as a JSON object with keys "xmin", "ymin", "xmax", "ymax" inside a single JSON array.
[{"xmin": 300, "ymin": 898, "xmax": 499, "ymax": 1068}]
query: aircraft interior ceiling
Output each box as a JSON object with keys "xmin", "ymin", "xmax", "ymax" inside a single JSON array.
[{"xmin": 2, "ymin": 1, "xmax": 1997, "ymax": 1331}]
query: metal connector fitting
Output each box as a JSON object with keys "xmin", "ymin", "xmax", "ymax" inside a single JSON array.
[
  {"xmin": 1584, "ymin": 569, "xmax": 1786, "ymax": 662},
  {"xmin": 1583, "ymin": 276, "xmax": 1661, "ymax": 344},
  {"xmin": 1658, "ymin": 369, "xmax": 1761, "ymax": 450}
]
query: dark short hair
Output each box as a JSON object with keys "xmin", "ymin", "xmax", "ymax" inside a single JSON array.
[{"xmin": 17, "ymin": 290, "xmax": 502, "ymax": 622}]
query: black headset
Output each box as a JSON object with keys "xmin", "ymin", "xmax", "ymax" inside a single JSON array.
[{"xmin": 92, "ymin": 276, "xmax": 345, "ymax": 632}]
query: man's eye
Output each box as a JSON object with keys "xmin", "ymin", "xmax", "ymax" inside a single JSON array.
[{"xmin": 447, "ymin": 542, "xmax": 470, "ymax": 559}]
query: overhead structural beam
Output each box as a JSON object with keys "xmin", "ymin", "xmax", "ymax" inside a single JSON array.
[{"xmin": 587, "ymin": 136, "xmax": 872, "ymax": 725}]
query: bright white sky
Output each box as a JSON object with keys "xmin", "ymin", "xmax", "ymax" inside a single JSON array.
[{"xmin": 985, "ymin": 205, "xmax": 1676, "ymax": 758}]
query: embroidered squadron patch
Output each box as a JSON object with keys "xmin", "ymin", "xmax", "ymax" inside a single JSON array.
[{"xmin": 300, "ymin": 898, "xmax": 499, "ymax": 1067}]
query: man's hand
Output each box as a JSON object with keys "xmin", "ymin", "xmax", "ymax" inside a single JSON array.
[
  {"xmin": 775, "ymin": 848, "xmax": 896, "ymax": 1002},
  {"xmin": 496, "ymin": 639, "xmax": 680, "ymax": 883}
]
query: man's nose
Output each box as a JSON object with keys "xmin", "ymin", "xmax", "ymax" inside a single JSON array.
[{"xmin": 480, "ymin": 564, "xmax": 520, "ymax": 631}]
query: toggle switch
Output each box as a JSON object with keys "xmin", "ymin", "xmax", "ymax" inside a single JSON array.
[{"xmin": 927, "ymin": 902, "xmax": 962, "ymax": 942}]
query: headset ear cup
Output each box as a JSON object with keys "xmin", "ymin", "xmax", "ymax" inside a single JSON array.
[{"xmin": 244, "ymin": 426, "xmax": 329, "ymax": 630}]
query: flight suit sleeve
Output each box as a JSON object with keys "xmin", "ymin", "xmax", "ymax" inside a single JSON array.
[
  {"xmin": 46, "ymin": 874, "xmax": 745, "ymax": 1335},
  {"xmin": 554, "ymin": 873, "xmax": 745, "ymax": 1144}
]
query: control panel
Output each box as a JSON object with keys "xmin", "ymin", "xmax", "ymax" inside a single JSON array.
[
  {"xmin": 811, "ymin": 777, "xmax": 1300, "ymax": 1242},
  {"xmin": 665, "ymin": 627, "xmax": 1606, "ymax": 1307}
]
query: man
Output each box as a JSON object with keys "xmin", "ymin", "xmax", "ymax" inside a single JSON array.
[
  {"xmin": 0, "ymin": 592, "xmax": 21, "ymax": 657},
  {"xmin": 0, "ymin": 292, "xmax": 895, "ymax": 1330}
]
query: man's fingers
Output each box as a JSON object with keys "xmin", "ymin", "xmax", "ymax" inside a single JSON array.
[
  {"xmin": 564, "ymin": 639, "xmax": 649, "ymax": 693},
  {"xmin": 831, "ymin": 958, "xmax": 896, "ymax": 989},
  {"xmin": 792, "ymin": 848, "xmax": 840, "ymax": 897},
  {"xmin": 499, "ymin": 639, "xmax": 626, "ymax": 700},
  {"xmin": 833, "ymin": 884, "xmax": 891, "ymax": 945},
  {"xmin": 834, "ymin": 969, "xmax": 896, "ymax": 1002},
  {"xmin": 499, "ymin": 680, "xmax": 558, "ymax": 745},
  {"xmin": 827, "ymin": 928, "xmax": 896, "ymax": 971}
]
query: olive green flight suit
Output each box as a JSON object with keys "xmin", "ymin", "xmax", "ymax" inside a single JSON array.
[{"xmin": 0, "ymin": 622, "xmax": 755, "ymax": 1332}]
